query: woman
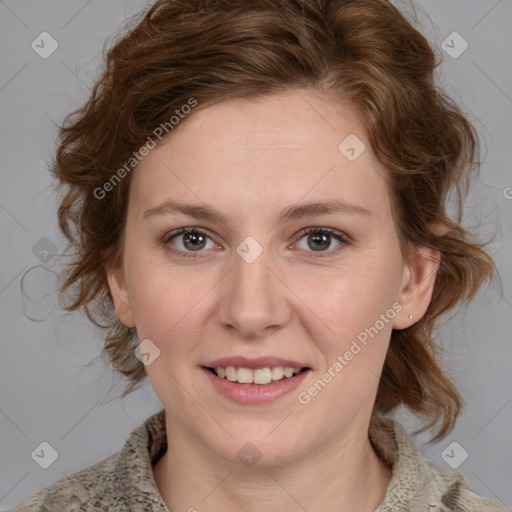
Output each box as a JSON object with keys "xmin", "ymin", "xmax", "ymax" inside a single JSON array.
[{"xmin": 9, "ymin": 0, "xmax": 508, "ymax": 510}]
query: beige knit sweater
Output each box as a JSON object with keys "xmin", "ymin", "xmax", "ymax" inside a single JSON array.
[{"xmin": 8, "ymin": 409, "xmax": 508, "ymax": 511}]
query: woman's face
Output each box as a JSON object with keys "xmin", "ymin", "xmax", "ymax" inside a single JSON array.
[{"xmin": 108, "ymin": 89, "xmax": 434, "ymax": 467}]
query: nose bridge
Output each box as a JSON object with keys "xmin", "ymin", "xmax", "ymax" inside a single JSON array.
[{"xmin": 216, "ymin": 241, "xmax": 290, "ymax": 337}]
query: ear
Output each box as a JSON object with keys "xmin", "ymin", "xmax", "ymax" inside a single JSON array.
[
  {"xmin": 106, "ymin": 260, "xmax": 136, "ymax": 328},
  {"xmin": 392, "ymin": 243, "xmax": 440, "ymax": 330}
]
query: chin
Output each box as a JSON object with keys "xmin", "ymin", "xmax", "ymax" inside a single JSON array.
[{"xmin": 206, "ymin": 429, "xmax": 310, "ymax": 469}]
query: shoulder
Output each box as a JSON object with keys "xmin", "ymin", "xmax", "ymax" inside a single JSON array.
[
  {"xmin": 7, "ymin": 408, "xmax": 169, "ymax": 512},
  {"xmin": 419, "ymin": 459, "xmax": 509, "ymax": 511},
  {"xmin": 6, "ymin": 452, "xmax": 120, "ymax": 511},
  {"xmin": 370, "ymin": 414, "xmax": 509, "ymax": 511}
]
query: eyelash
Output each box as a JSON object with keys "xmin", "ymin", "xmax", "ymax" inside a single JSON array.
[{"xmin": 162, "ymin": 226, "xmax": 350, "ymax": 259}]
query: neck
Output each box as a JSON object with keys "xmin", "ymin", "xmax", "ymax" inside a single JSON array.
[{"xmin": 153, "ymin": 415, "xmax": 392, "ymax": 512}]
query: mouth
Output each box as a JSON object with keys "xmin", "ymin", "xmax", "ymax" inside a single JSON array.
[
  {"xmin": 203, "ymin": 365, "xmax": 310, "ymax": 385},
  {"xmin": 201, "ymin": 356, "xmax": 312, "ymax": 403}
]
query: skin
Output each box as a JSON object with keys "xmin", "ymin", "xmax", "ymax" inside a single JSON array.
[{"xmin": 107, "ymin": 88, "xmax": 439, "ymax": 511}]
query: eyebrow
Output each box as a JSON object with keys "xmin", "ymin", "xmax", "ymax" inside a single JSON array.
[{"xmin": 143, "ymin": 198, "xmax": 372, "ymax": 224}]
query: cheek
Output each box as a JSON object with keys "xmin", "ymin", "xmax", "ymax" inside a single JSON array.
[
  {"xmin": 294, "ymin": 282, "xmax": 395, "ymax": 414},
  {"xmin": 125, "ymin": 263, "xmax": 211, "ymax": 403},
  {"xmin": 129, "ymin": 269, "xmax": 203, "ymax": 344},
  {"xmin": 301, "ymin": 259, "xmax": 400, "ymax": 339},
  {"xmin": 294, "ymin": 251, "xmax": 402, "ymax": 386},
  {"xmin": 122, "ymin": 240, "xmax": 202, "ymax": 346}
]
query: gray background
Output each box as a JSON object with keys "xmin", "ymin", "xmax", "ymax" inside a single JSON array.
[{"xmin": 0, "ymin": 0, "xmax": 511, "ymax": 509}]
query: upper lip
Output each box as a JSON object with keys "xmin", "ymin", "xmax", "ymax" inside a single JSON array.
[{"xmin": 203, "ymin": 356, "xmax": 310, "ymax": 370}]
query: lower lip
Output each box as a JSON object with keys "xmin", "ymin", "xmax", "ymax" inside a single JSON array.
[{"xmin": 201, "ymin": 367, "xmax": 310, "ymax": 404}]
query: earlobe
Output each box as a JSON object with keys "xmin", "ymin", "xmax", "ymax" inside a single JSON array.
[
  {"xmin": 106, "ymin": 262, "xmax": 136, "ymax": 328},
  {"xmin": 392, "ymin": 245, "xmax": 440, "ymax": 330}
]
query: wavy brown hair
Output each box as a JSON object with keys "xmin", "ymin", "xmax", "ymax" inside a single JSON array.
[{"xmin": 52, "ymin": 0, "xmax": 495, "ymax": 439}]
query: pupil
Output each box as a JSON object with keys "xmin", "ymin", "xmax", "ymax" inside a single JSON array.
[
  {"xmin": 184, "ymin": 232, "xmax": 205, "ymax": 250},
  {"xmin": 310, "ymin": 232, "xmax": 329, "ymax": 251}
]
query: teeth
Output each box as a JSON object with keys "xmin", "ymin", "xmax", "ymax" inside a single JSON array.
[
  {"xmin": 271, "ymin": 367, "xmax": 284, "ymax": 380},
  {"xmin": 254, "ymin": 367, "xmax": 272, "ymax": 385},
  {"xmin": 214, "ymin": 365, "xmax": 303, "ymax": 385},
  {"xmin": 237, "ymin": 367, "xmax": 253, "ymax": 384},
  {"xmin": 225, "ymin": 366, "xmax": 237, "ymax": 382}
]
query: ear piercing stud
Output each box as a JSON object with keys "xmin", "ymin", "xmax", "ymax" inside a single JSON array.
[{"xmin": 408, "ymin": 314, "xmax": 413, "ymax": 320}]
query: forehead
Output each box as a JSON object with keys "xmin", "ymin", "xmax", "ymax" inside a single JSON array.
[{"xmin": 130, "ymin": 90, "xmax": 392, "ymax": 221}]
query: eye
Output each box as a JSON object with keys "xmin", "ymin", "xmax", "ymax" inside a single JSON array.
[
  {"xmin": 294, "ymin": 227, "xmax": 349, "ymax": 258},
  {"xmin": 162, "ymin": 226, "xmax": 350, "ymax": 259},
  {"xmin": 163, "ymin": 227, "xmax": 218, "ymax": 258}
]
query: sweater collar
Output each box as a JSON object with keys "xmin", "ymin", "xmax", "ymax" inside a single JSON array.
[
  {"xmin": 369, "ymin": 414, "xmax": 467, "ymax": 511},
  {"xmin": 114, "ymin": 408, "xmax": 465, "ymax": 511}
]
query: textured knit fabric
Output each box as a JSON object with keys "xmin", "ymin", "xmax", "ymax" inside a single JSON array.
[{"xmin": 8, "ymin": 409, "xmax": 508, "ymax": 511}]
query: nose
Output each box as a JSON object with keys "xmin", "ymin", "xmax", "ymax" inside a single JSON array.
[{"xmin": 216, "ymin": 244, "xmax": 292, "ymax": 339}]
